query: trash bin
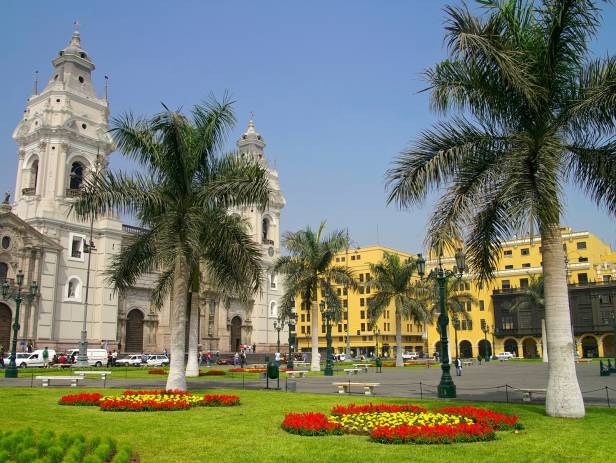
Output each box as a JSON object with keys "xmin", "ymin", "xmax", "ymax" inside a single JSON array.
[{"xmin": 267, "ymin": 361, "xmax": 279, "ymax": 380}]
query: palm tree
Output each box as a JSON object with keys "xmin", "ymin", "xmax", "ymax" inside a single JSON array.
[
  {"xmin": 274, "ymin": 222, "xmax": 356, "ymax": 372},
  {"xmin": 73, "ymin": 97, "xmax": 270, "ymax": 390},
  {"xmin": 386, "ymin": 0, "xmax": 615, "ymax": 418},
  {"xmin": 365, "ymin": 253, "xmax": 430, "ymax": 367}
]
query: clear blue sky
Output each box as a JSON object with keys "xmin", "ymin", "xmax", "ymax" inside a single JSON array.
[{"xmin": 2, "ymin": 1, "xmax": 615, "ymax": 251}]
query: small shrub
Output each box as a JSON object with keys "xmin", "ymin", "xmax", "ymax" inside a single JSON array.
[
  {"xmin": 147, "ymin": 369, "xmax": 167, "ymax": 375},
  {"xmin": 201, "ymin": 369, "xmax": 226, "ymax": 376}
]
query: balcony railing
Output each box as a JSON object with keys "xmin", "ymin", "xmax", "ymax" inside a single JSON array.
[
  {"xmin": 65, "ymin": 188, "xmax": 81, "ymax": 198},
  {"xmin": 21, "ymin": 187, "xmax": 36, "ymax": 196},
  {"xmin": 122, "ymin": 224, "xmax": 148, "ymax": 234}
]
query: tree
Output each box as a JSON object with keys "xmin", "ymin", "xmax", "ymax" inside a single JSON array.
[
  {"xmin": 386, "ymin": 0, "xmax": 615, "ymax": 417},
  {"xmin": 73, "ymin": 97, "xmax": 270, "ymax": 390},
  {"xmin": 274, "ymin": 222, "xmax": 356, "ymax": 372},
  {"xmin": 366, "ymin": 253, "xmax": 430, "ymax": 367}
]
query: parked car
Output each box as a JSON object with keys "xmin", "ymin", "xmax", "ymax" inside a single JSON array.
[
  {"xmin": 66, "ymin": 349, "xmax": 108, "ymax": 367},
  {"xmin": 334, "ymin": 353, "xmax": 347, "ymax": 361},
  {"xmin": 4, "ymin": 353, "xmax": 31, "ymax": 366},
  {"xmin": 402, "ymin": 352, "xmax": 419, "ymax": 360},
  {"xmin": 146, "ymin": 354, "xmax": 169, "ymax": 367},
  {"xmin": 17, "ymin": 349, "xmax": 57, "ymax": 368},
  {"xmin": 115, "ymin": 354, "xmax": 143, "ymax": 366},
  {"xmin": 495, "ymin": 352, "xmax": 515, "ymax": 360}
]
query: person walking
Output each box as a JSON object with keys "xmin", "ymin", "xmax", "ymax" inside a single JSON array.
[
  {"xmin": 42, "ymin": 347, "xmax": 49, "ymax": 368},
  {"xmin": 111, "ymin": 350, "xmax": 118, "ymax": 366},
  {"xmin": 455, "ymin": 357, "xmax": 462, "ymax": 377},
  {"xmin": 0, "ymin": 345, "xmax": 5, "ymax": 368},
  {"xmin": 26, "ymin": 341, "xmax": 33, "ymax": 353},
  {"xmin": 240, "ymin": 351, "xmax": 247, "ymax": 368},
  {"xmin": 107, "ymin": 351, "xmax": 113, "ymax": 368},
  {"xmin": 205, "ymin": 351, "xmax": 211, "ymax": 367}
]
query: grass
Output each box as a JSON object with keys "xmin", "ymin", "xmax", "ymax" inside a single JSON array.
[{"xmin": 2, "ymin": 387, "xmax": 615, "ymax": 462}]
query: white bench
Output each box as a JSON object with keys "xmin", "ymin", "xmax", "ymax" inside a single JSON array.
[
  {"xmin": 463, "ymin": 360, "xmax": 473, "ymax": 367},
  {"xmin": 344, "ymin": 368, "xmax": 361, "ymax": 375},
  {"xmin": 519, "ymin": 388, "xmax": 547, "ymax": 402},
  {"xmin": 251, "ymin": 364, "xmax": 268, "ymax": 369},
  {"xmin": 286, "ymin": 370, "xmax": 308, "ymax": 379},
  {"xmin": 333, "ymin": 382, "xmax": 380, "ymax": 396},
  {"xmin": 293, "ymin": 362, "xmax": 310, "ymax": 368},
  {"xmin": 36, "ymin": 376, "xmax": 82, "ymax": 387},
  {"xmin": 353, "ymin": 364, "xmax": 371, "ymax": 373},
  {"xmin": 74, "ymin": 371, "xmax": 112, "ymax": 380}
]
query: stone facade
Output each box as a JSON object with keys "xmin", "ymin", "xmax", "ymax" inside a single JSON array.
[{"xmin": 0, "ymin": 29, "xmax": 286, "ymax": 355}]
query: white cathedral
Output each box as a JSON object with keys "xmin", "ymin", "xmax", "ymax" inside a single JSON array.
[{"xmin": 0, "ymin": 29, "xmax": 287, "ymax": 354}]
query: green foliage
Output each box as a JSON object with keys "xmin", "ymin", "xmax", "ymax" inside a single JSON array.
[
  {"xmin": 386, "ymin": 0, "xmax": 616, "ymax": 283},
  {"xmin": 0, "ymin": 428, "xmax": 132, "ymax": 463}
]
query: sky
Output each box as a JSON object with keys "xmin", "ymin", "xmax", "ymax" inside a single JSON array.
[{"xmin": 1, "ymin": 0, "xmax": 615, "ymax": 252}]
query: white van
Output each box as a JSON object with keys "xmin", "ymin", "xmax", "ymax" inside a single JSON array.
[
  {"xmin": 19, "ymin": 349, "xmax": 57, "ymax": 368},
  {"xmin": 66, "ymin": 349, "xmax": 108, "ymax": 367}
]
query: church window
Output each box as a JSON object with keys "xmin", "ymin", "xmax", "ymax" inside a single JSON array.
[
  {"xmin": 262, "ymin": 217, "xmax": 273, "ymax": 244},
  {"xmin": 78, "ymin": 76, "xmax": 84, "ymax": 83},
  {"xmin": 270, "ymin": 274, "xmax": 277, "ymax": 289},
  {"xmin": 81, "ymin": 123, "xmax": 87, "ymax": 130},
  {"xmin": 270, "ymin": 301, "xmax": 277, "ymax": 318},
  {"xmin": 30, "ymin": 160, "xmax": 39, "ymax": 192},
  {"xmin": 0, "ymin": 262, "xmax": 8, "ymax": 281},
  {"xmin": 56, "ymin": 99, "xmax": 61, "ymax": 103},
  {"xmin": 1, "ymin": 237, "xmax": 10, "ymax": 250},
  {"xmin": 69, "ymin": 233, "xmax": 85, "ymax": 260},
  {"xmin": 69, "ymin": 162, "xmax": 84, "ymax": 190}
]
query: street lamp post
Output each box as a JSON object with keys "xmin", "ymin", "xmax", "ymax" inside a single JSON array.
[
  {"xmin": 319, "ymin": 301, "xmax": 334, "ymax": 376},
  {"xmin": 287, "ymin": 313, "xmax": 295, "ymax": 370},
  {"xmin": 417, "ymin": 249, "xmax": 465, "ymax": 399},
  {"xmin": 273, "ymin": 319, "xmax": 282, "ymax": 354},
  {"xmin": 452, "ymin": 315, "xmax": 460, "ymax": 359},
  {"xmin": 490, "ymin": 325, "xmax": 496, "ymax": 360},
  {"xmin": 2, "ymin": 270, "xmax": 38, "ymax": 378},
  {"xmin": 481, "ymin": 320, "xmax": 490, "ymax": 362}
]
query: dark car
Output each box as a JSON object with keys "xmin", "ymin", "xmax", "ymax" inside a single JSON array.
[{"xmin": 216, "ymin": 358, "xmax": 234, "ymax": 365}]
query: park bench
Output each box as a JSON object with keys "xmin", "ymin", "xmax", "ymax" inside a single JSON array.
[
  {"xmin": 463, "ymin": 360, "xmax": 473, "ymax": 367},
  {"xmin": 293, "ymin": 362, "xmax": 310, "ymax": 368},
  {"xmin": 285, "ymin": 370, "xmax": 308, "ymax": 379},
  {"xmin": 333, "ymin": 382, "xmax": 380, "ymax": 396},
  {"xmin": 251, "ymin": 364, "xmax": 268, "ymax": 369},
  {"xmin": 343, "ymin": 368, "xmax": 361, "ymax": 375},
  {"xmin": 36, "ymin": 376, "xmax": 82, "ymax": 387},
  {"xmin": 353, "ymin": 363, "xmax": 371, "ymax": 373},
  {"xmin": 74, "ymin": 371, "xmax": 112, "ymax": 381},
  {"xmin": 519, "ymin": 388, "xmax": 546, "ymax": 402}
]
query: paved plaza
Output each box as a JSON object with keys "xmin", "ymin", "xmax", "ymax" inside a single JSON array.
[{"xmin": 1, "ymin": 361, "xmax": 614, "ymax": 406}]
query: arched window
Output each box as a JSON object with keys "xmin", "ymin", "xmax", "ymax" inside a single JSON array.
[
  {"xmin": 30, "ymin": 160, "xmax": 39, "ymax": 192},
  {"xmin": 270, "ymin": 301, "xmax": 278, "ymax": 318},
  {"xmin": 65, "ymin": 277, "xmax": 82, "ymax": 301},
  {"xmin": 69, "ymin": 162, "xmax": 84, "ymax": 190},
  {"xmin": 262, "ymin": 217, "xmax": 270, "ymax": 243},
  {"xmin": 0, "ymin": 262, "xmax": 8, "ymax": 282},
  {"xmin": 270, "ymin": 274, "xmax": 277, "ymax": 289}
]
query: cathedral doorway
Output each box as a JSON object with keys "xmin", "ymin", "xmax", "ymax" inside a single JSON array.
[
  {"xmin": 0, "ymin": 303, "xmax": 12, "ymax": 351},
  {"xmin": 230, "ymin": 316, "xmax": 242, "ymax": 353},
  {"xmin": 125, "ymin": 309, "xmax": 144, "ymax": 353},
  {"xmin": 459, "ymin": 340, "xmax": 473, "ymax": 358}
]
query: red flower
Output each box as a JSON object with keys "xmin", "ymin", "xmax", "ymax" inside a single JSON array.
[
  {"xmin": 281, "ymin": 413, "xmax": 343, "ymax": 436},
  {"xmin": 58, "ymin": 393, "xmax": 103, "ymax": 406},
  {"xmin": 200, "ymin": 370, "xmax": 227, "ymax": 376},
  {"xmin": 201, "ymin": 395, "xmax": 241, "ymax": 407},
  {"xmin": 330, "ymin": 403, "xmax": 427, "ymax": 415},
  {"xmin": 229, "ymin": 368, "xmax": 244, "ymax": 373},
  {"xmin": 433, "ymin": 406, "xmax": 521, "ymax": 430},
  {"xmin": 147, "ymin": 369, "xmax": 167, "ymax": 375},
  {"xmin": 370, "ymin": 422, "xmax": 496, "ymax": 444}
]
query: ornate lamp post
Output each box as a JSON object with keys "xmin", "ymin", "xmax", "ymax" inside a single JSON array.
[
  {"xmin": 416, "ymin": 249, "xmax": 465, "ymax": 399},
  {"xmin": 2, "ymin": 270, "xmax": 38, "ymax": 378},
  {"xmin": 273, "ymin": 319, "xmax": 282, "ymax": 354},
  {"xmin": 481, "ymin": 320, "xmax": 490, "ymax": 362},
  {"xmin": 452, "ymin": 315, "xmax": 460, "ymax": 359},
  {"xmin": 287, "ymin": 313, "xmax": 296, "ymax": 370},
  {"xmin": 319, "ymin": 300, "xmax": 334, "ymax": 376}
]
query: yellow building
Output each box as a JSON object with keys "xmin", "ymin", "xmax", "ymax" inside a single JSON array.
[{"xmin": 295, "ymin": 227, "xmax": 616, "ymax": 359}]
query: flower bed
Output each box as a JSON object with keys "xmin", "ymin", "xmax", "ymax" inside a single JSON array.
[
  {"xmin": 229, "ymin": 368, "xmax": 245, "ymax": 373},
  {"xmin": 58, "ymin": 392, "xmax": 104, "ymax": 406},
  {"xmin": 148, "ymin": 369, "xmax": 167, "ymax": 375},
  {"xmin": 59, "ymin": 390, "xmax": 241, "ymax": 412},
  {"xmin": 281, "ymin": 404, "xmax": 521, "ymax": 445},
  {"xmin": 202, "ymin": 394, "xmax": 241, "ymax": 407},
  {"xmin": 281, "ymin": 413, "xmax": 343, "ymax": 436},
  {"xmin": 201, "ymin": 369, "xmax": 226, "ymax": 376}
]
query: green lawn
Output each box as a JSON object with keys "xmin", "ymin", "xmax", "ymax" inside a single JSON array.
[{"xmin": 2, "ymin": 388, "xmax": 615, "ymax": 462}]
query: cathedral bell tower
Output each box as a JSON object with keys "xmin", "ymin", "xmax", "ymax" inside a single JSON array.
[{"xmin": 12, "ymin": 27, "xmax": 114, "ymax": 222}]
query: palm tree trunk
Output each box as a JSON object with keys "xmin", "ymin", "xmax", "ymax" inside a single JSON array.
[
  {"xmin": 310, "ymin": 299, "xmax": 320, "ymax": 372},
  {"xmin": 185, "ymin": 290, "xmax": 200, "ymax": 377},
  {"xmin": 166, "ymin": 255, "xmax": 189, "ymax": 391},
  {"xmin": 395, "ymin": 311, "xmax": 403, "ymax": 367},
  {"xmin": 542, "ymin": 224, "xmax": 584, "ymax": 418}
]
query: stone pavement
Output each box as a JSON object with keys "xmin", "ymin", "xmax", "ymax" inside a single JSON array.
[{"xmin": 1, "ymin": 361, "xmax": 614, "ymax": 406}]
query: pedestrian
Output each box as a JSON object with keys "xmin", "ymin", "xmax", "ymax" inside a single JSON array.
[
  {"xmin": 234, "ymin": 352, "xmax": 240, "ymax": 366},
  {"xmin": 0, "ymin": 345, "xmax": 5, "ymax": 368},
  {"xmin": 107, "ymin": 351, "xmax": 112, "ymax": 368},
  {"xmin": 455, "ymin": 357, "xmax": 462, "ymax": 376},
  {"xmin": 42, "ymin": 347, "xmax": 49, "ymax": 368},
  {"xmin": 70, "ymin": 352, "xmax": 76, "ymax": 364},
  {"xmin": 240, "ymin": 351, "xmax": 247, "ymax": 368},
  {"xmin": 205, "ymin": 351, "xmax": 211, "ymax": 367},
  {"xmin": 274, "ymin": 351, "xmax": 281, "ymax": 365},
  {"xmin": 198, "ymin": 351, "xmax": 202, "ymax": 367},
  {"xmin": 111, "ymin": 350, "xmax": 118, "ymax": 366},
  {"xmin": 27, "ymin": 341, "xmax": 33, "ymax": 353},
  {"xmin": 252, "ymin": 343, "xmax": 256, "ymax": 353}
]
